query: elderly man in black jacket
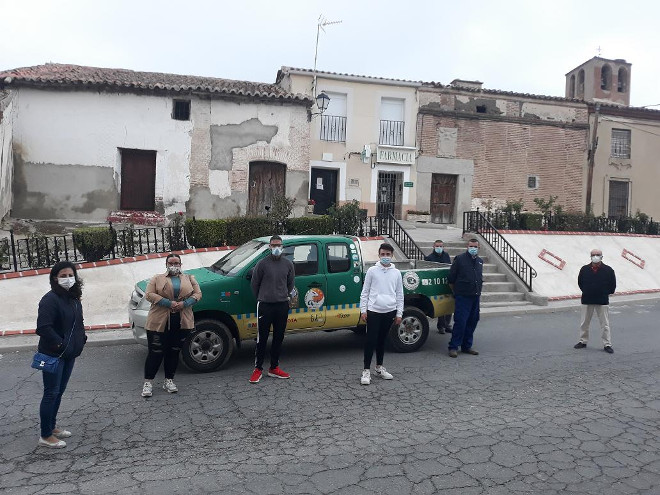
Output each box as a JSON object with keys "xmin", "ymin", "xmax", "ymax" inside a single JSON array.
[
  {"xmin": 447, "ymin": 238, "xmax": 483, "ymax": 358},
  {"xmin": 425, "ymin": 239, "xmax": 453, "ymax": 334},
  {"xmin": 574, "ymin": 248, "xmax": 616, "ymax": 353}
]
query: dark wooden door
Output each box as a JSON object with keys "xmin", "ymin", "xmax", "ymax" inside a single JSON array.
[
  {"xmin": 120, "ymin": 149, "xmax": 156, "ymax": 211},
  {"xmin": 310, "ymin": 168, "xmax": 338, "ymax": 214},
  {"xmin": 248, "ymin": 161, "xmax": 286, "ymax": 216},
  {"xmin": 430, "ymin": 174, "xmax": 457, "ymax": 223}
]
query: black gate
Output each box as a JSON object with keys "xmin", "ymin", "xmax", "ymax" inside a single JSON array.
[{"xmin": 377, "ymin": 172, "xmax": 402, "ymax": 219}]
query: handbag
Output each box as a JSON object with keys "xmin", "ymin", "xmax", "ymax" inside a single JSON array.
[{"xmin": 31, "ymin": 313, "xmax": 76, "ymax": 374}]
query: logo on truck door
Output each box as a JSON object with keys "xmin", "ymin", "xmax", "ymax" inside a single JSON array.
[
  {"xmin": 402, "ymin": 271, "xmax": 420, "ymax": 290},
  {"xmin": 304, "ymin": 288, "xmax": 325, "ymax": 309}
]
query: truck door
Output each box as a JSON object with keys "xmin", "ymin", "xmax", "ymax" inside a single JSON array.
[
  {"xmin": 323, "ymin": 240, "xmax": 362, "ymax": 328},
  {"xmin": 283, "ymin": 242, "xmax": 326, "ymax": 329}
]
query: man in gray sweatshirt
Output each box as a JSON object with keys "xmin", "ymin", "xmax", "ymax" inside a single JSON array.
[{"xmin": 249, "ymin": 235, "xmax": 295, "ymax": 383}]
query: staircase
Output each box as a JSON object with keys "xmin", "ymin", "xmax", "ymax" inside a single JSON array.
[{"xmin": 416, "ymin": 240, "xmax": 534, "ymax": 309}]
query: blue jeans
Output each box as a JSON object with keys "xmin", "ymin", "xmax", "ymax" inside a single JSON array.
[
  {"xmin": 448, "ymin": 295, "xmax": 480, "ymax": 351},
  {"xmin": 40, "ymin": 358, "xmax": 75, "ymax": 438}
]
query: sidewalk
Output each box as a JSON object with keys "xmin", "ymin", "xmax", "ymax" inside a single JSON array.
[{"xmin": 2, "ymin": 292, "xmax": 656, "ymax": 353}]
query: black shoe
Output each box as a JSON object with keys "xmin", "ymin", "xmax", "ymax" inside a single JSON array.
[
  {"xmin": 604, "ymin": 346, "xmax": 614, "ymax": 354},
  {"xmin": 574, "ymin": 342, "xmax": 587, "ymax": 349},
  {"xmin": 445, "ymin": 326, "xmax": 452, "ymax": 333},
  {"xmin": 437, "ymin": 327, "xmax": 446, "ymax": 335}
]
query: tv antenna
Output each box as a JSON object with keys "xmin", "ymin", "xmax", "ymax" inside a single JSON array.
[{"xmin": 312, "ymin": 15, "xmax": 342, "ymax": 97}]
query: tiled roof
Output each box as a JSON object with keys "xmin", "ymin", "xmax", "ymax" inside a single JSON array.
[
  {"xmin": 422, "ymin": 81, "xmax": 583, "ymax": 104},
  {"xmin": 278, "ymin": 66, "xmax": 422, "ymax": 86},
  {"xmin": 0, "ymin": 63, "xmax": 311, "ymax": 104}
]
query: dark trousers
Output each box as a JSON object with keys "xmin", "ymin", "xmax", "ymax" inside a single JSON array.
[
  {"xmin": 254, "ymin": 301, "xmax": 289, "ymax": 371},
  {"xmin": 40, "ymin": 357, "xmax": 75, "ymax": 438},
  {"xmin": 437, "ymin": 313, "xmax": 453, "ymax": 330},
  {"xmin": 144, "ymin": 313, "xmax": 187, "ymax": 380},
  {"xmin": 364, "ymin": 310, "xmax": 396, "ymax": 369},
  {"xmin": 448, "ymin": 295, "xmax": 480, "ymax": 351}
]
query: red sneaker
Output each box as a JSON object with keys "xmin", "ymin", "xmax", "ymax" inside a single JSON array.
[
  {"xmin": 249, "ymin": 368, "xmax": 262, "ymax": 383},
  {"xmin": 267, "ymin": 366, "xmax": 290, "ymax": 379}
]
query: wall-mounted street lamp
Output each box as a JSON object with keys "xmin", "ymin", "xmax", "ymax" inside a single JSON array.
[{"xmin": 309, "ymin": 91, "xmax": 330, "ymax": 119}]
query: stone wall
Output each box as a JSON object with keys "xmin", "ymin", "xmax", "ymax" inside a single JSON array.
[{"xmin": 0, "ymin": 91, "xmax": 14, "ymax": 221}]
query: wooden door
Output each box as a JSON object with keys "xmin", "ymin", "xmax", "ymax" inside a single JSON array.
[
  {"xmin": 430, "ymin": 174, "xmax": 457, "ymax": 223},
  {"xmin": 310, "ymin": 168, "xmax": 338, "ymax": 214},
  {"xmin": 248, "ymin": 161, "xmax": 286, "ymax": 216},
  {"xmin": 120, "ymin": 149, "xmax": 156, "ymax": 211}
]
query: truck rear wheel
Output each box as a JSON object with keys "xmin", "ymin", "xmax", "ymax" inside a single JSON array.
[
  {"xmin": 182, "ymin": 319, "xmax": 234, "ymax": 372},
  {"xmin": 388, "ymin": 307, "xmax": 429, "ymax": 353}
]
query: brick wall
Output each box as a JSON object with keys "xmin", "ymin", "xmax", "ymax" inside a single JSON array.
[{"xmin": 417, "ymin": 111, "xmax": 588, "ymax": 212}]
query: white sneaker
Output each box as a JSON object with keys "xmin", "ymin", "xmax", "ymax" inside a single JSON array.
[
  {"xmin": 53, "ymin": 428, "xmax": 72, "ymax": 439},
  {"xmin": 141, "ymin": 381, "xmax": 153, "ymax": 397},
  {"xmin": 360, "ymin": 369, "xmax": 371, "ymax": 385},
  {"xmin": 374, "ymin": 365, "xmax": 393, "ymax": 380},
  {"xmin": 163, "ymin": 378, "xmax": 178, "ymax": 393}
]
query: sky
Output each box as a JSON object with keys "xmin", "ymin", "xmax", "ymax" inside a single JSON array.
[{"xmin": 1, "ymin": 0, "xmax": 659, "ymax": 107}]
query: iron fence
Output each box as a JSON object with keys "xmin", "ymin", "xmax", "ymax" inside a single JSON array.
[
  {"xmin": 379, "ymin": 120, "xmax": 405, "ymax": 146},
  {"xmin": 470, "ymin": 210, "xmax": 658, "ymax": 235},
  {"xmin": 320, "ymin": 115, "xmax": 347, "ymax": 142}
]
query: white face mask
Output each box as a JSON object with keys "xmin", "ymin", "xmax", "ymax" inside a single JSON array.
[
  {"xmin": 57, "ymin": 276, "xmax": 76, "ymax": 290},
  {"xmin": 591, "ymin": 255, "xmax": 602, "ymax": 263},
  {"xmin": 167, "ymin": 266, "xmax": 181, "ymax": 276}
]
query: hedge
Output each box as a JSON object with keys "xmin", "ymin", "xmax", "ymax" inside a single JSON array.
[
  {"xmin": 284, "ymin": 216, "xmax": 334, "ymax": 235},
  {"xmin": 185, "ymin": 219, "xmax": 227, "ymax": 248},
  {"xmin": 72, "ymin": 227, "xmax": 114, "ymax": 261}
]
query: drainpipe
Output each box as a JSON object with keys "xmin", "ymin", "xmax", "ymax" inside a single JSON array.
[{"xmin": 585, "ymin": 104, "xmax": 600, "ymax": 213}]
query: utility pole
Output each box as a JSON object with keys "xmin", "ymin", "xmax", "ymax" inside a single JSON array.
[{"xmin": 586, "ymin": 104, "xmax": 600, "ymax": 214}]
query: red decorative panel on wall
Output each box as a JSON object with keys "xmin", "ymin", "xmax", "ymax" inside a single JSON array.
[
  {"xmin": 538, "ymin": 249, "xmax": 566, "ymax": 270},
  {"xmin": 621, "ymin": 249, "xmax": 645, "ymax": 269}
]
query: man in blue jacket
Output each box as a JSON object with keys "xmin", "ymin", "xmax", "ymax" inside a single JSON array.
[
  {"xmin": 447, "ymin": 238, "xmax": 483, "ymax": 358},
  {"xmin": 425, "ymin": 239, "xmax": 452, "ymax": 334}
]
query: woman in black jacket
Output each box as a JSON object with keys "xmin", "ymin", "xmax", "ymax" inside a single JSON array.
[{"xmin": 36, "ymin": 261, "xmax": 87, "ymax": 449}]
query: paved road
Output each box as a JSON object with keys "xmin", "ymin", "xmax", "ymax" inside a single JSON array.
[{"xmin": 1, "ymin": 301, "xmax": 660, "ymax": 494}]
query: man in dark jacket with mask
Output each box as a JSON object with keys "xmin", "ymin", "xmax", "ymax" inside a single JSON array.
[
  {"xmin": 574, "ymin": 248, "xmax": 616, "ymax": 353},
  {"xmin": 425, "ymin": 239, "xmax": 452, "ymax": 334},
  {"xmin": 447, "ymin": 238, "xmax": 483, "ymax": 358}
]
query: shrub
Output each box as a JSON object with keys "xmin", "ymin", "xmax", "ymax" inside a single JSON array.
[
  {"xmin": 225, "ymin": 217, "xmax": 273, "ymax": 246},
  {"xmin": 185, "ymin": 219, "xmax": 227, "ymax": 248},
  {"xmin": 270, "ymin": 196, "xmax": 296, "ymax": 224},
  {"xmin": 329, "ymin": 200, "xmax": 363, "ymax": 235},
  {"xmin": 520, "ymin": 213, "xmax": 544, "ymax": 230},
  {"xmin": 285, "ymin": 216, "xmax": 334, "ymax": 235},
  {"xmin": 73, "ymin": 227, "xmax": 114, "ymax": 261},
  {"xmin": 167, "ymin": 212, "xmax": 187, "ymax": 251}
]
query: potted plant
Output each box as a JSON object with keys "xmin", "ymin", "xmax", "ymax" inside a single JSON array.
[
  {"xmin": 406, "ymin": 210, "xmax": 431, "ymax": 223},
  {"xmin": 305, "ymin": 199, "xmax": 316, "ymax": 215}
]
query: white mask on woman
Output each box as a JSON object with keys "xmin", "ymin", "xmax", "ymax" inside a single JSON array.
[{"xmin": 57, "ymin": 276, "xmax": 76, "ymax": 290}]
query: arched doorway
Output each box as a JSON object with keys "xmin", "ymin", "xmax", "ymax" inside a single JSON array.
[{"xmin": 248, "ymin": 161, "xmax": 286, "ymax": 216}]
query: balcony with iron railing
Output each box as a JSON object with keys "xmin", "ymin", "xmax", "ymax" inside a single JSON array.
[
  {"xmin": 379, "ymin": 120, "xmax": 405, "ymax": 146},
  {"xmin": 320, "ymin": 115, "xmax": 347, "ymax": 142}
]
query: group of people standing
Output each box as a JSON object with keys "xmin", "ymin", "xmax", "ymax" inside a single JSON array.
[{"xmin": 33, "ymin": 236, "xmax": 617, "ymax": 448}]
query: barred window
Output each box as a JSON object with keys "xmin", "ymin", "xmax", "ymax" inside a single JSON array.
[{"xmin": 611, "ymin": 129, "xmax": 631, "ymax": 159}]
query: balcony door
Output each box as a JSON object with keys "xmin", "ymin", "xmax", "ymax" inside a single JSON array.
[{"xmin": 380, "ymin": 98, "xmax": 405, "ymax": 146}]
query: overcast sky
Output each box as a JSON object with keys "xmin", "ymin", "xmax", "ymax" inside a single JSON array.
[{"xmin": 2, "ymin": 0, "xmax": 659, "ymax": 107}]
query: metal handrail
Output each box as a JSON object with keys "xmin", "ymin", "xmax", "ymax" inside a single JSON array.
[
  {"xmin": 387, "ymin": 214, "xmax": 426, "ymax": 260},
  {"xmin": 463, "ymin": 210, "xmax": 537, "ymax": 291}
]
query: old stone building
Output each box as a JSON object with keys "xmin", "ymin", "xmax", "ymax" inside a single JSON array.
[
  {"xmin": 565, "ymin": 56, "xmax": 660, "ymax": 220},
  {"xmin": 0, "ymin": 64, "xmax": 311, "ymax": 222},
  {"xmin": 416, "ymin": 80, "xmax": 590, "ymax": 222}
]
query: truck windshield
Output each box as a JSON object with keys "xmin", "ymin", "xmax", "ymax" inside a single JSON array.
[{"xmin": 211, "ymin": 241, "xmax": 268, "ymax": 276}]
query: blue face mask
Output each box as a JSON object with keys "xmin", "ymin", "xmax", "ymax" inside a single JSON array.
[
  {"xmin": 468, "ymin": 247, "xmax": 478, "ymax": 256},
  {"xmin": 380, "ymin": 257, "xmax": 391, "ymax": 265},
  {"xmin": 271, "ymin": 247, "xmax": 283, "ymax": 257},
  {"xmin": 434, "ymin": 247, "xmax": 443, "ymax": 254}
]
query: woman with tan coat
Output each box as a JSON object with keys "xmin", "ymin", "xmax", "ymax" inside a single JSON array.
[{"xmin": 141, "ymin": 254, "xmax": 202, "ymax": 397}]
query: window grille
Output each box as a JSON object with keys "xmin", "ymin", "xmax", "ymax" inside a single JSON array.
[{"xmin": 611, "ymin": 129, "xmax": 631, "ymax": 159}]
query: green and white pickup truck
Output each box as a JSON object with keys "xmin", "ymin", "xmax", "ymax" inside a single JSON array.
[{"xmin": 128, "ymin": 235, "xmax": 454, "ymax": 372}]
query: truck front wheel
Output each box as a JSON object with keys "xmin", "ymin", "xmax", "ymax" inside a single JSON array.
[
  {"xmin": 181, "ymin": 319, "xmax": 234, "ymax": 372},
  {"xmin": 388, "ymin": 307, "xmax": 429, "ymax": 352}
]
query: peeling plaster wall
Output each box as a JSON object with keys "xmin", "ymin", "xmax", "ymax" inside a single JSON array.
[
  {"xmin": 0, "ymin": 91, "xmax": 14, "ymax": 220},
  {"xmin": 11, "ymin": 88, "xmax": 192, "ymax": 220},
  {"xmin": 187, "ymin": 99, "xmax": 310, "ymax": 219}
]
